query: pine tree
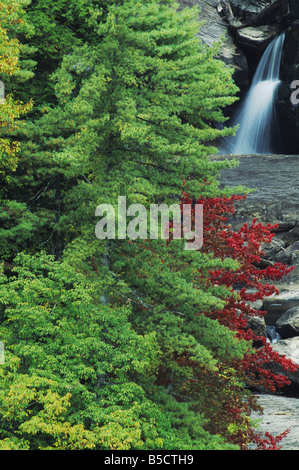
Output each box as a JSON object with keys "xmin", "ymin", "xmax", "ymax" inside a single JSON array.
[
  {"xmin": 17, "ymin": 0, "xmax": 100, "ymax": 107},
  {"xmin": 0, "ymin": 0, "xmax": 105, "ymax": 261},
  {"xmin": 1, "ymin": 0, "xmax": 253, "ymax": 449},
  {"xmin": 34, "ymin": 0, "xmax": 247, "ymax": 448},
  {"xmin": 0, "ymin": 0, "xmax": 35, "ymax": 260},
  {"xmin": 3, "ymin": 0, "xmax": 243, "ymax": 259}
]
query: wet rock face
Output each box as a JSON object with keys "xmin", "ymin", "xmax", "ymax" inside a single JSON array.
[
  {"xmin": 289, "ymin": 0, "xmax": 299, "ymax": 21},
  {"xmin": 218, "ymin": 1, "xmax": 289, "ymax": 54},
  {"xmin": 278, "ymin": 21, "xmax": 299, "ymax": 153}
]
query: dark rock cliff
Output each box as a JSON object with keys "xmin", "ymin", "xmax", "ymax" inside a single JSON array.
[{"xmin": 278, "ymin": 21, "xmax": 299, "ymax": 152}]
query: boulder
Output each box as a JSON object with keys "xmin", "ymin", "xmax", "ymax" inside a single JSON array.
[
  {"xmin": 262, "ymin": 291, "xmax": 299, "ymax": 325},
  {"xmin": 235, "ymin": 25, "xmax": 281, "ymax": 48},
  {"xmin": 228, "ymin": 0, "xmax": 289, "ymax": 27},
  {"xmin": 244, "ymin": 316, "xmax": 267, "ymax": 347},
  {"xmin": 246, "ymin": 315, "xmax": 267, "ymax": 337},
  {"xmin": 271, "ymin": 337, "xmax": 299, "ymax": 387},
  {"xmin": 262, "ymin": 238, "xmax": 290, "ymax": 265},
  {"xmin": 279, "ymin": 224, "xmax": 299, "ymax": 246},
  {"xmin": 276, "ymin": 306, "xmax": 299, "ymax": 338}
]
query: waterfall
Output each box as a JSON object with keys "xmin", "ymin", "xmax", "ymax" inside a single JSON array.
[
  {"xmin": 266, "ymin": 325, "xmax": 281, "ymax": 344},
  {"xmin": 230, "ymin": 33, "xmax": 285, "ymax": 155}
]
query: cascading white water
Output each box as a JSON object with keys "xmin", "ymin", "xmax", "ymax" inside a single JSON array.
[{"xmin": 230, "ymin": 33, "xmax": 285, "ymax": 155}]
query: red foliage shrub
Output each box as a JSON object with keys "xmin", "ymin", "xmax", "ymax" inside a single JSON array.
[{"xmin": 179, "ymin": 189, "xmax": 299, "ymax": 449}]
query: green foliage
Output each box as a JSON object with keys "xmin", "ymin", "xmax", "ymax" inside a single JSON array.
[
  {"xmin": 0, "ymin": 253, "xmax": 156, "ymax": 449},
  {"xmin": 49, "ymin": 0, "xmax": 238, "ymax": 193},
  {"xmin": 0, "ymin": 0, "xmax": 33, "ymax": 179},
  {"xmin": 0, "ymin": 0, "xmax": 256, "ymax": 451},
  {"xmin": 0, "ymin": 0, "xmax": 35, "ymax": 267},
  {"xmin": 0, "ymin": 252, "xmax": 238, "ymax": 450},
  {"xmin": 15, "ymin": 0, "xmax": 101, "ymax": 107}
]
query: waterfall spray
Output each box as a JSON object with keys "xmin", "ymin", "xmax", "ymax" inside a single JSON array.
[{"xmin": 230, "ymin": 33, "xmax": 285, "ymax": 155}]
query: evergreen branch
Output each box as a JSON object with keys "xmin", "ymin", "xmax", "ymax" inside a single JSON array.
[
  {"xmin": 110, "ymin": 270, "xmax": 154, "ymax": 313},
  {"xmin": 25, "ymin": 179, "xmax": 52, "ymax": 207}
]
